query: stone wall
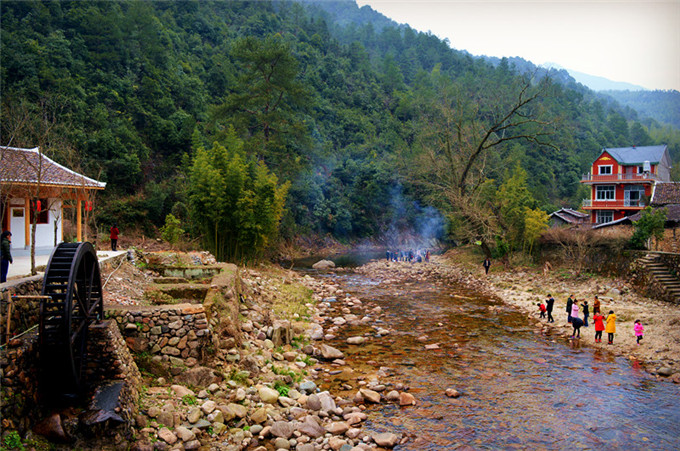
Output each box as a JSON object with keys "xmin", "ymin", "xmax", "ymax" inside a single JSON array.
[
  {"xmin": 0, "ymin": 276, "xmax": 42, "ymax": 344},
  {"xmin": 0, "ymin": 331, "xmax": 41, "ymax": 433},
  {"xmin": 0, "ymin": 320, "xmax": 142, "ymax": 436},
  {"xmin": 106, "ymin": 303, "xmax": 211, "ymax": 364}
]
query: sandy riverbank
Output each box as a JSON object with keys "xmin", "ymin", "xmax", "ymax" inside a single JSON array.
[{"xmin": 356, "ymin": 251, "xmax": 680, "ymax": 381}]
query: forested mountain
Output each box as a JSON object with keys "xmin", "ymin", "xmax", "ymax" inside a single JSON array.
[
  {"xmin": 601, "ymin": 90, "xmax": 680, "ymax": 129},
  {"xmin": 2, "ymin": 0, "xmax": 679, "ymax": 256}
]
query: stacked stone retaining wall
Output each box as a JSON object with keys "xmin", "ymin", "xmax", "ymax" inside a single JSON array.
[
  {"xmin": 106, "ymin": 303, "xmax": 212, "ymax": 364},
  {"xmin": 0, "ymin": 320, "xmax": 142, "ymax": 436}
]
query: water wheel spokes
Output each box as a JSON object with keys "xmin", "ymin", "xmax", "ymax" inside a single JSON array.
[{"xmin": 39, "ymin": 242, "xmax": 103, "ymax": 403}]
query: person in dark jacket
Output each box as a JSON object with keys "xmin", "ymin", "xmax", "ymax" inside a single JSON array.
[
  {"xmin": 546, "ymin": 294, "xmax": 555, "ymax": 323},
  {"xmin": 566, "ymin": 295, "xmax": 574, "ymax": 323},
  {"xmin": 1, "ymin": 231, "xmax": 13, "ymax": 283}
]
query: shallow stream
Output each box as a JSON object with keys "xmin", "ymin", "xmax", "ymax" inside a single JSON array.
[{"xmin": 312, "ymin": 267, "xmax": 680, "ymax": 449}]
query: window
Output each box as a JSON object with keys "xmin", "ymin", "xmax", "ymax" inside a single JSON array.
[
  {"xmin": 598, "ymin": 165, "xmax": 612, "ymax": 175},
  {"xmin": 595, "ymin": 185, "xmax": 615, "ymax": 200},
  {"xmin": 596, "ymin": 211, "xmax": 613, "ymax": 224},
  {"xmin": 29, "ymin": 198, "xmax": 49, "ymax": 224},
  {"xmin": 624, "ymin": 185, "xmax": 645, "ymax": 207}
]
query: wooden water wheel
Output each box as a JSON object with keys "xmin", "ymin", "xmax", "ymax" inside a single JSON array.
[{"xmin": 39, "ymin": 242, "xmax": 103, "ymax": 402}]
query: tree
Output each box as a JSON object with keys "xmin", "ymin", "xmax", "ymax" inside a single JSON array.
[
  {"xmin": 630, "ymin": 206, "xmax": 666, "ymax": 250},
  {"xmin": 188, "ymin": 129, "xmax": 289, "ymax": 262},
  {"xmin": 159, "ymin": 213, "xmax": 184, "ymax": 248},
  {"xmin": 214, "ymin": 34, "xmax": 311, "ymax": 178},
  {"xmin": 523, "ymin": 207, "xmax": 549, "ymax": 254},
  {"xmin": 407, "ymin": 69, "xmax": 555, "ymax": 256}
]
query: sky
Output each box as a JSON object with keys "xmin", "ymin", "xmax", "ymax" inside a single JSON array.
[{"xmin": 355, "ymin": 0, "xmax": 680, "ymax": 91}]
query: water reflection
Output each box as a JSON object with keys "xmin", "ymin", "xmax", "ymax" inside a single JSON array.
[{"xmin": 317, "ymin": 269, "xmax": 680, "ymax": 449}]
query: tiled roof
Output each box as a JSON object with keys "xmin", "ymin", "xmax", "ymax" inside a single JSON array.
[
  {"xmin": 549, "ymin": 208, "xmax": 588, "ymax": 224},
  {"xmin": 0, "ymin": 146, "xmax": 105, "ymax": 189},
  {"xmin": 652, "ymin": 182, "xmax": 680, "ymax": 206},
  {"xmin": 602, "ymin": 145, "xmax": 667, "ymax": 165},
  {"xmin": 627, "ymin": 204, "xmax": 680, "ymax": 223}
]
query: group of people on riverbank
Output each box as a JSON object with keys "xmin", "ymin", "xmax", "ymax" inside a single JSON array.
[
  {"xmin": 386, "ymin": 249, "xmax": 430, "ymax": 263},
  {"xmin": 538, "ymin": 294, "xmax": 644, "ymax": 346}
]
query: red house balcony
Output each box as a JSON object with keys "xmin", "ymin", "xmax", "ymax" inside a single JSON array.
[
  {"xmin": 581, "ymin": 199, "xmax": 646, "ymax": 210},
  {"xmin": 580, "ymin": 173, "xmax": 659, "ymax": 184}
]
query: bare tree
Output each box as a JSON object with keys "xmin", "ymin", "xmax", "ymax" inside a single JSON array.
[{"xmin": 406, "ymin": 71, "xmax": 556, "ymax": 256}]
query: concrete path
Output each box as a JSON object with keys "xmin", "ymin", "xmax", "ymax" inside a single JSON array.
[{"xmin": 3, "ymin": 249, "xmax": 127, "ymax": 282}]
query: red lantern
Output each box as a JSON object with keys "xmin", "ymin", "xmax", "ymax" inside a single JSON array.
[{"xmin": 36, "ymin": 200, "xmax": 41, "ymax": 212}]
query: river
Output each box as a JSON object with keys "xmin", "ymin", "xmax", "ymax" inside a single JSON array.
[{"xmin": 308, "ymin": 265, "xmax": 680, "ymax": 450}]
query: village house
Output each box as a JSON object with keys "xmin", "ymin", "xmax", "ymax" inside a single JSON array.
[
  {"xmin": 581, "ymin": 145, "xmax": 671, "ymax": 224},
  {"xmin": 0, "ymin": 146, "xmax": 106, "ymax": 255},
  {"xmin": 548, "ymin": 208, "xmax": 589, "ymax": 227}
]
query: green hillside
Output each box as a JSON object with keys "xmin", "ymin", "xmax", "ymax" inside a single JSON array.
[{"xmin": 2, "ymin": 0, "xmax": 679, "ymax": 257}]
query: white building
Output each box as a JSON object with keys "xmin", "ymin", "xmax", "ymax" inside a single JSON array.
[{"xmin": 1, "ymin": 146, "xmax": 105, "ymax": 254}]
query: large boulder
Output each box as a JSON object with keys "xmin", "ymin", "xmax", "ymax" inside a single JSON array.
[
  {"xmin": 320, "ymin": 344, "xmax": 344, "ymax": 360},
  {"xmin": 312, "ymin": 259, "xmax": 336, "ymax": 270}
]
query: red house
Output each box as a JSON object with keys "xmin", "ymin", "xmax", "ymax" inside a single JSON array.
[{"xmin": 581, "ymin": 145, "xmax": 671, "ymax": 224}]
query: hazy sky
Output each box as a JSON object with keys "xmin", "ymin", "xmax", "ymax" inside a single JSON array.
[{"xmin": 356, "ymin": 0, "xmax": 680, "ymax": 91}]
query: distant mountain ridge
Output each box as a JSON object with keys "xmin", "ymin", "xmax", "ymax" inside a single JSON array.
[{"xmin": 540, "ymin": 63, "xmax": 647, "ymax": 91}]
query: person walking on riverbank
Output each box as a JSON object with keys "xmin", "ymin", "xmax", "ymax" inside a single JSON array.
[
  {"xmin": 593, "ymin": 311, "xmax": 605, "ymax": 342},
  {"xmin": 1, "ymin": 231, "xmax": 12, "ymax": 283},
  {"xmin": 634, "ymin": 320, "xmax": 644, "ymax": 345},
  {"xmin": 582, "ymin": 300, "xmax": 590, "ymax": 327},
  {"xmin": 546, "ymin": 294, "xmax": 555, "ymax": 323},
  {"xmin": 606, "ymin": 310, "xmax": 617, "ymax": 344},
  {"xmin": 482, "ymin": 257, "xmax": 491, "ymax": 275},
  {"xmin": 566, "ymin": 295, "xmax": 574, "ymax": 323}
]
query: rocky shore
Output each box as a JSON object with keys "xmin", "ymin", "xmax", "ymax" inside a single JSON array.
[{"xmin": 123, "ymin": 263, "xmax": 430, "ymax": 451}]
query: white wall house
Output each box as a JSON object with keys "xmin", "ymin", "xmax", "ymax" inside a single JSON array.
[{"xmin": 1, "ymin": 146, "xmax": 106, "ymax": 255}]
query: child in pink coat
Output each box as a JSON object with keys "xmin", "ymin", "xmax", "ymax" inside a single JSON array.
[{"xmin": 634, "ymin": 319, "xmax": 644, "ymax": 345}]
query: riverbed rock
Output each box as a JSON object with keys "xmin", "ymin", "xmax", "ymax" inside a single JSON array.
[
  {"xmin": 259, "ymin": 386, "xmax": 280, "ymax": 404},
  {"xmin": 359, "ymin": 388, "xmax": 381, "ymax": 404},
  {"xmin": 296, "ymin": 416, "xmax": 325, "ymax": 438},
  {"xmin": 158, "ymin": 428, "xmax": 178, "ymax": 445},
  {"xmin": 372, "ymin": 432, "xmax": 399, "ymax": 448},
  {"xmin": 347, "ymin": 336, "xmax": 366, "ymax": 345},
  {"xmin": 270, "ymin": 421, "xmax": 294, "ymax": 439},
  {"xmin": 320, "ymin": 344, "xmax": 345, "ymax": 360},
  {"xmin": 312, "ymin": 260, "xmax": 336, "ymax": 270},
  {"xmin": 306, "ymin": 393, "xmax": 322, "ymax": 411},
  {"xmin": 399, "ymin": 392, "xmax": 416, "ymax": 406},
  {"xmin": 445, "ymin": 388, "xmax": 461, "ymax": 398},
  {"xmin": 325, "ymin": 421, "xmax": 350, "ymax": 435},
  {"xmin": 657, "ymin": 367, "xmax": 674, "ymax": 377}
]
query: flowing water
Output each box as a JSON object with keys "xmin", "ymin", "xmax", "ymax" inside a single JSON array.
[{"xmin": 310, "ymin": 266, "xmax": 680, "ymax": 450}]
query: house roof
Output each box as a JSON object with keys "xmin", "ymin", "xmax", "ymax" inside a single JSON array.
[
  {"xmin": 0, "ymin": 146, "xmax": 105, "ymax": 189},
  {"xmin": 652, "ymin": 182, "xmax": 680, "ymax": 206},
  {"xmin": 601, "ymin": 145, "xmax": 668, "ymax": 166},
  {"xmin": 549, "ymin": 208, "xmax": 588, "ymax": 224}
]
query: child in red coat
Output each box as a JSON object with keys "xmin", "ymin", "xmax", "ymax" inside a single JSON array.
[
  {"xmin": 537, "ymin": 302, "xmax": 546, "ymax": 319},
  {"xmin": 593, "ymin": 312, "xmax": 605, "ymax": 343}
]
